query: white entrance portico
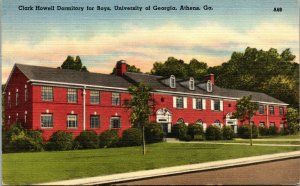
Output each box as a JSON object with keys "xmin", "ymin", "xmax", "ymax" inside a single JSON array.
[
  {"xmin": 156, "ymin": 108, "xmax": 172, "ymax": 133},
  {"xmin": 225, "ymin": 112, "xmax": 238, "ymax": 133}
]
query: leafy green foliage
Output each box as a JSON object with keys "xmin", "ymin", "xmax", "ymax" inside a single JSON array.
[
  {"xmin": 126, "ymin": 83, "xmax": 155, "ymax": 128},
  {"xmin": 268, "ymin": 126, "xmax": 279, "ymax": 135},
  {"xmin": 222, "ymin": 126, "xmax": 235, "ymax": 140},
  {"xmin": 144, "ymin": 123, "xmax": 164, "ymax": 143},
  {"xmin": 121, "ymin": 128, "xmax": 142, "ymax": 146},
  {"xmin": 98, "ymin": 130, "xmax": 119, "ymax": 148},
  {"xmin": 187, "ymin": 124, "xmax": 204, "ymax": 139},
  {"xmin": 205, "ymin": 125, "xmax": 222, "ymax": 140},
  {"xmin": 59, "ymin": 56, "xmax": 88, "ymax": 72},
  {"xmin": 45, "ymin": 131, "xmax": 73, "ymax": 151},
  {"xmin": 259, "ymin": 126, "xmax": 268, "ymax": 136},
  {"xmin": 171, "ymin": 123, "xmax": 188, "ymax": 140},
  {"xmin": 74, "ymin": 130, "xmax": 99, "ymax": 149},
  {"xmin": 210, "ymin": 47, "xmax": 298, "ymax": 107},
  {"xmin": 238, "ymin": 125, "xmax": 258, "ymax": 139},
  {"xmin": 150, "ymin": 57, "xmax": 208, "ymax": 80},
  {"xmin": 3, "ymin": 123, "xmax": 44, "ymax": 152}
]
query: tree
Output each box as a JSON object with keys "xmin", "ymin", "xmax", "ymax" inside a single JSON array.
[
  {"xmin": 210, "ymin": 47, "xmax": 298, "ymax": 108},
  {"xmin": 59, "ymin": 56, "xmax": 88, "ymax": 72},
  {"xmin": 150, "ymin": 57, "xmax": 208, "ymax": 80},
  {"xmin": 232, "ymin": 96, "xmax": 259, "ymax": 146},
  {"xmin": 286, "ymin": 108, "xmax": 300, "ymax": 134},
  {"xmin": 111, "ymin": 64, "xmax": 141, "ymax": 74},
  {"xmin": 125, "ymin": 83, "xmax": 155, "ymax": 155}
]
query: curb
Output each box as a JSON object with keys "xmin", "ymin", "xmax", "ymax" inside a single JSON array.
[{"xmin": 37, "ymin": 151, "xmax": 300, "ymax": 185}]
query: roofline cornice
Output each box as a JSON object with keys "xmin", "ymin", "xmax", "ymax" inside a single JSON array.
[{"xmin": 28, "ymin": 79, "xmax": 289, "ymax": 106}]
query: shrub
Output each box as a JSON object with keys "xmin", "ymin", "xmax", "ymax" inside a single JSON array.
[
  {"xmin": 4, "ymin": 123, "xmax": 44, "ymax": 152},
  {"xmin": 205, "ymin": 125, "xmax": 222, "ymax": 140},
  {"xmin": 268, "ymin": 126, "xmax": 278, "ymax": 135},
  {"xmin": 222, "ymin": 126, "xmax": 235, "ymax": 140},
  {"xmin": 287, "ymin": 122, "xmax": 300, "ymax": 134},
  {"xmin": 187, "ymin": 124, "xmax": 204, "ymax": 140},
  {"xmin": 145, "ymin": 123, "xmax": 164, "ymax": 143},
  {"xmin": 75, "ymin": 130, "xmax": 99, "ymax": 149},
  {"xmin": 238, "ymin": 124, "xmax": 258, "ymax": 139},
  {"xmin": 46, "ymin": 131, "xmax": 73, "ymax": 151},
  {"xmin": 258, "ymin": 126, "xmax": 268, "ymax": 136},
  {"xmin": 121, "ymin": 128, "xmax": 142, "ymax": 146},
  {"xmin": 172, "ymin": 123, "xmax": 187, "ymax": 140},
  {"xmin": 193, "ymin": 134, "xmax": 204, "ymax": 141},
  {"xmin": 99, "ymin": 130, "xmax": 119, "ymax": 148}
]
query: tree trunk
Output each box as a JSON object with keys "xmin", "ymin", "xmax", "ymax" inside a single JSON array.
[
  {"xmin": 249, "ymin": 119, "xmax": 253, "ymax": 146},
  {"xmin": 142, "ymin": 125, "xmax": 146, "ymax": 155}
]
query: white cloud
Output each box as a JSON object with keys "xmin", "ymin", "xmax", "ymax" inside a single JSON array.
[{"xmin": 2, "ymin": 22, "xmax": 298, "ymax": 83}]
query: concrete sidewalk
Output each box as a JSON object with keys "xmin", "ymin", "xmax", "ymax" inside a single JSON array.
[{"xmin": 37, "ymin": 151, "xmax": 300, "ymax": 185}]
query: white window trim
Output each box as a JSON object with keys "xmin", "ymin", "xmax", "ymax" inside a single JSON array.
[
  {"xmin": 41, "ymin": 114, "xmax": 53, "ymax": 128},
  {"xmin": 170, "ymin": 75, "xmax": 176, "ymax": 88}
]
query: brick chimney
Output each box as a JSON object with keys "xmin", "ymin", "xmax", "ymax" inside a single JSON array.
[
  {"xmin": 116, "ymin": 60, "xmax": 127, "ymax": 76},
  {"xmin": 204, "ymin": 74, "xmax": 215, "ymax": 85}
]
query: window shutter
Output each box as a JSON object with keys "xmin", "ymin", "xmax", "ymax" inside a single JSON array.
[
  {"xmin": 173, "ymin": 96, "xmax": 176, "ymax": 108},
  {"xmin": 202, "ymin": 98, "xmax": 206, "ymax": 110},
  {"xmin": 192, "ymin": 98, "xmax": 196, "ymax": 109},
  {"xmin": 183, "ymin": 97, "xmax": 187, "ymax": 108},
  {"xmin": 110, "ymin": 118, "xmax": 112, "ymax": 129},
  {"xmin": 211, "ymin": 100, "xmax": 214, "ymax": 110},
  {"xmin": 220, "ymin": 100, "xmax": 223, "ymax": 111}
]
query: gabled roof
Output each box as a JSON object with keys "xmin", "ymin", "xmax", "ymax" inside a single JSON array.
[
  {"xmin": 8, "ymin": 63, "xmax": 286, "ymax": 105},
  {"xmin": 124, "ymin": 72, "xmax": 286, "ymax": 104},
  {"xmin": 14, "ymin": 63, "xmax": 132, "ymax": 89}
]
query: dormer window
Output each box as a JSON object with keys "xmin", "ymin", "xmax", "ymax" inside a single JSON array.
[
  {"xmin": 170, "ymin": 75, "xmax": 176, "ymax": 88},
  {"xmin": 189, "ymin": 77, "xmax": 195, "ymax": 90},
  {"xmin": 207, "ymin": 80, "xmax": 212, "ymax": 92}
]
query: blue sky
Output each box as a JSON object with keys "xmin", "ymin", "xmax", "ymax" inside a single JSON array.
[{"xmin": 2, "ymin": 0, "xmax": 299, "ymax": 83}]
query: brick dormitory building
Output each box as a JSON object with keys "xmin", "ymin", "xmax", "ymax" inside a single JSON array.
[{"xmin": 4, "ymin": 60, "xmax": 288, "ymax": 140}]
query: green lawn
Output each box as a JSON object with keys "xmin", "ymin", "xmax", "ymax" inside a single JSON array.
[
  {"xmin": 3, "ymin": 143, "xmax": 300, "ymax": 185},
  {"xmin": 258, "ymin": 134, "xmax": 300, "ymax": 139},
  {"xmin": 205, "ymin": 140, "xmax": 300, "ymax": 145}
]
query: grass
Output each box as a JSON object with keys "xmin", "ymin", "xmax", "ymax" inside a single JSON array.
[
  {"xmin": 3, "ymin": 143, "xmax": 300, "ymax": 185},
  {"xmin": 258, "ymin": 134, "xmax": 300, "ymax": 139},
  {"xmin": 205, "ymin": 140, "xmax": 300, "ymax": 145}
]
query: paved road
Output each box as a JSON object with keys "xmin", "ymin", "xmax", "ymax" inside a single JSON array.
[{"xmin": 115, "ymin": 158, "xmax": 300, "ymax": 185}]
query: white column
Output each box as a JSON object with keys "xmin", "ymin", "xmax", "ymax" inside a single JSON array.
[{"xmin": 83, "ymin": 87, "xmax": 86, "ymax": 131}]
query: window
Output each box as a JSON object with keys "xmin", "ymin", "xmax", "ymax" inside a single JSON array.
[
  {"xmin": 279, "ymin": 107, "xmax": 284, "ymax": 115},
  {"xmin": 90, "ymin": 115, "xmax": 100, "ymax": 128},
  {"xmin": 8, "ymin": 94, "xmax": 11, "ymax": 109},
  {"xmin": 269, "ymin": 106, "xmax": 274, "ymax": 115},
  {"xmin": 280, "ymin": 123, "xmax": 284, "ymax": 130},
  {"xmin": 213, "ymin": 120, "xmax": 221, "ymax": 127},
  {"xmin": 16, "ymin": 92, "xmax": 19, "ymax": 106},
  {"xmin": 189, "ymin": 77, "xmax": 194, "ymax": 90},
  {"xmin": 25, "ymin": 86, "xmax": 28, "ymax": 102},
  {"xmin": 214, "ymin": 100, "xmax": 220, "ymax": 111},
  {"xmin": 259, "ymin": 122, "xmax": 265, "ymax": 127},
  {"xmin": 110, "ymin": 117, "xmax": 121, "ymax": 129},
  {"xmin": 176, "ymin": 97, "xmax": 184, "ymax": 108},
  {"xmin": 170, "ymin": 75, "xmax": 176, "ymax": 88},
  {"xmin": 112, "ymin": 92, "xmax": 120, "ymax": 105},
  {"xmin": 67, "ymin": 115, "xmax": 78, "ymax": 128},
  {"xmin": 42, "ymin": 86, "xmax": 53, "ymax": 101},
  {"xmin": 196, "ymin": 119, "xmax": 203, "ymax": 125},
  {"xmin": 270, "ymin": 122, "xmax": 275, "ymax": 127},
  {"xmin": 90, "ymin": 91, "xmax": 100, "ymax": 104},
  {"xmin": 207, "ymin": 80, "xmax": 212, "ymax": 92},
  {"xmin": 41, "ymin": 114, "xmax": 53, "ymax": 128},
  {"xmin": 259, "ymin": 105, "xmax": 264, "ymax": 114},
  {"xmin": 196, "ymin": 98, "xmax": 202, "ymax": 110},
  {"xmin": 176, "ymin": 118, "xmax": 184, "ymax": 124},
  {"xmin": 68, "ymin": 89, "xmax": 77, "ymax": 103}
]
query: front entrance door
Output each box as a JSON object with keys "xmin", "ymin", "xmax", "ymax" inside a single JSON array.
[
  {"xmin": 161, "ymin": 123, "xmax": 169, "ymax": 136},
  {"xmin": 226, "ymin": 112, "xmax": 238, "ymax": 133},
  {"xmin": 156, "ymin": 108, "xmax": 172, "ymax": 134}
]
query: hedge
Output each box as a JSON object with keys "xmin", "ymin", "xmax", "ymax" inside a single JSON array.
[
  {"xmin": 46, "ymin": 131, "xmax": 74, "ymax": 151},
  {"xmin": 238, "ymin": 124, "xmax": 258, "ymax": 139},
  {"xmin": 205, "ymin": 125, "xmax": 222, "ymax": 140},
  {"xmin": 121, "ymin": 128, "xmax": 142, "ymax": 146},
  {"xmin": 74, "ymin": 130, "xmax": 99, "ymax": 149},
  {"xmin": 145, "ymin": 123, "xmax": 164, "ymax": 143},
  {"xmin": 99, "ymin": 130, "xmax": 119, "ymax": 148}
]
